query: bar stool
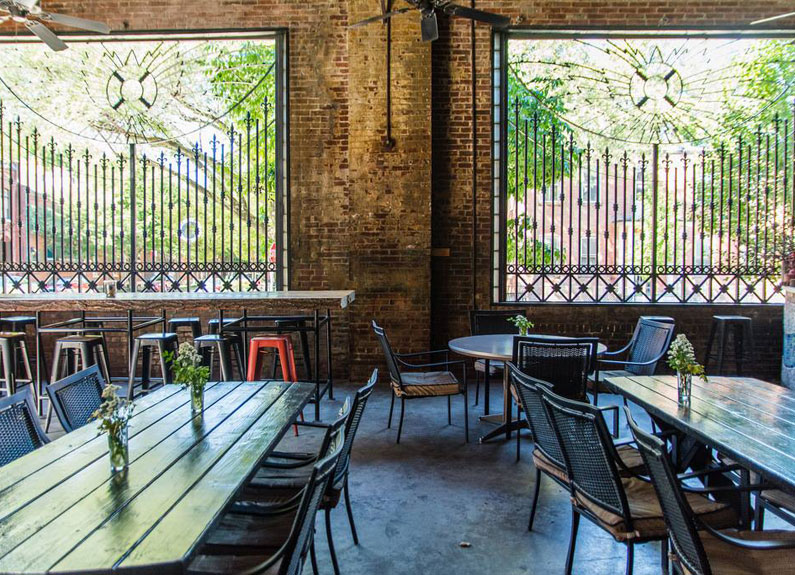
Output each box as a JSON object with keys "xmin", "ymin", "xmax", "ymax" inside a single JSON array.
[
  {"xmin": 0, "ymin": 332, "xmax": 33, "ymax": 397},
  {"xmin": 247, "ymin": 335, "xmax": 297, "ymax": 383},
  {"xmin": 127, "ymin": 332, "xmax": 178, "ymax": 399},
  {"xmin": 194, "ymin": 334, "xmax": 237, "ymax": 381},
  {"xmin": 208, "ymin": 318, "xmax": 245, "ymax": 377},
  {"xmin": 0, "ymin": 316, "xmax": 37, "ymax": 397},
  {"xmin": 704, "ymin": 315, "xmax": 754, "ymax": 376},
  {"xmin": 168, "ymin": 317, "xmax": 203, "ymax": 341},
  {"xmin": 272, "ymin": 317, "xmax": 313, "ymax": 381}
]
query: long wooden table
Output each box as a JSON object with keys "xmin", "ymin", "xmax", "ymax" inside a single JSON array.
[{"xmin": 0, "ymin": 380, "xmax": 314, "ymax": 575}]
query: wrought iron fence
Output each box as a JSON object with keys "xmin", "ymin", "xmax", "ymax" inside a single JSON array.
[
  {"xmin": 502, "ymin": 101, "xmax": 795, "ymax": 304},
  {"xmin": 0, "ymin": 99, "xmax": 285, "ymax": 293}
]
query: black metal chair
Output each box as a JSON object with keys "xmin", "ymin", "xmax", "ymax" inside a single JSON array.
[
  {"xmin": 754, "ymin": 487, "xmax": 795, "ymax": 530},
  {"xmin": 591, "ymin": 317, "xmax": 675, "ymax": 404},
  {"xmin": 626, "ymin": 408, "xmax": 795, "ymax": 575},
  {"xmin": 540, "ymin": 387, "xmax": 738, "ymax": 575},
  {"xmin": 188, "ymin": 443, "xmax": 343, "ymax": 575},
  {"xmin": 45, "ymin": 365, "xmax": 105, "ymax": 433},
  {"xmin": 0, "ymin": 387, "xmax": 49, "ymax": 467},
  {"xmin": 372, "ymin": 320, "xmax": 468, "ymax": 443},
  {"xmin": 469, "ymin": 310, "xmax": 521, "ymax": 412}
]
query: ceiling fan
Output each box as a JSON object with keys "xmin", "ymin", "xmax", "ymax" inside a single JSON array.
[
  {"xmin": 0, "ymin": 0, "xmax": 111, "ymax": 52},
  {"xmin": 351, "ymin": 0, "xmax": 510, "ymax": 42},
  {"xmin": 751, "ymin": 11, "xmax": 795, "ymax": 25}
]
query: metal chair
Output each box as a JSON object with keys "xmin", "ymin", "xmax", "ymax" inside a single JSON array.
[
  {"xmin": 0, "ymin": 387, "xmax": 49, "ymax": 467},
  {"xmin": 469, "ymin": 309, "xmax": 520, "ymax": 413},
  {"xmin": 540, "ymin": 387, "xmax": 738, "ymax": 575},
  {"xmin": 591, "ymin": 317, "xmax": 675, "ymax": 405},
  {"xmin": 45, "ymin": 365, "xmax": 105, "ymax": 433},
  {"xmin": 627, "ymin": 408, "xmax": 795, "ymax": 575},
  {"xmin": 372, "ymin": 320, "xmax": 468, "ymax": 443}
]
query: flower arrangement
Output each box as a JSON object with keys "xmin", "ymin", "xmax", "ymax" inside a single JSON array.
[
  {"xmin": 90, "ymin": 384, "xmax": 134, "ymax": 472},
  {"xmin": 165, "ymin": 342, "xmax": 210, "ymax": 413},
  {"xmin": 507, "ymin": 315, "xmax": 534, "ymax": 336},
  {"xmin": 667, "ymin": 334, "xmax": 706, "ymax": 405}
]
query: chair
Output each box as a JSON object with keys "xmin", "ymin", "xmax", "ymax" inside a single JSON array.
[
  {"xmin": 0, "ymin": 387, "xmax": 49, "ymax": 467},
  {"xmin": 469, "ymin": 310, "xmax": 520, "ymax": 412},
  {"xmin": 591, "ymin": 317, "xmax": 675, "ymax": 404},
  {"xmin": 0, "ymin": 332, "xmax": 34, "ymax": 399},
  {"xmin": 168, "ymin": 317, "xmax": 203, "ymax": 341},
  {"xmin": 188, "ymin": 444, "xmax": 343, "ymax": 575},
  {"xmin": 248, "ymin": 335, "xmax": 298, "ymax": 383},
  {"xmin": 704, "ymin": 315, "xmax": 753, "ymax": 376},
  {"xmin": 372, "ymin": 320, "xmax": 468, "ymax": 443},
  {"xmin": 627, "ymin": 408, "xmax": 795, "ymax": 575},
  {"xmin": 127, "ymin": 332, "xmax": 179, "ymax": 400},
  {"xmin": 45, "ymin": 365, "xmax": 105, "ymax": 433},
  {"xmin": 540, "ymin": 387, "xmax": 738, "ymax": 575},
  {"xmin": 755, "ymin": 487, "xmax": 795, "ymax": 530}
]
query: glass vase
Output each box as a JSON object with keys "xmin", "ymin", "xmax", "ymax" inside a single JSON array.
[
  {"xmin": 108, "ymin": 425, "xmax": 129, "ymax": 473},
  {"xmin": 677, "ymin": 372, "xmax": 692, "ymax": 405},
  {"xmin": 191, "ymin": 384, "xmax": 205, "ymax": 414}
]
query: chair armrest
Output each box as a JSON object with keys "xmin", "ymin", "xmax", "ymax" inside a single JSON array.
[
  {"xmin": 602, "ymin": 342, "xmax": 633, "ymax": 358},
  {"xmin": 677, "ymin": 464, "xmax": 742, "ymax": 481},
  {"xmin": 696, "ymin": 522, "xmax": 795, "ymax": 550},
  {"xmin": 395, "ymin": 349, "xmax": 449, "ymax": 359},
  {"xmin": 598, "ymin": 357, "xmax": 661, "ymax": 368},
  {"xmin": 397, "ymin": 359, "xmax": 466, "ymax": 369},
  {"xmin": 681, "ymin": 482, "xmax": 771, "ymax": 495},
  {"xmin": 596, "ymin": 404, "xmax": 620, "ymax": 438}
]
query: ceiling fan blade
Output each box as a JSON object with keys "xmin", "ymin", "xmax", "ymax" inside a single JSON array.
[
  {"xmin": 751, "ymin": 11, "xmax": 795, "ymax": 25},
  {"xmin": 43, "ymin": 11, "xmax": 111, "ymax": 34},
  {"xmin": 420, "ymin": 11, "xmax": 439, "ymax": 42},
  {"xmin": 350, "ymin": 7, "xmax": 412, "ymax": 29},
  {"xmin": 443, "ymin": 3, "xmax": 510, "ymax": 27},
  {"xmin": 25, "ymin": 20, "xmax": 67, "ymax": 51}
]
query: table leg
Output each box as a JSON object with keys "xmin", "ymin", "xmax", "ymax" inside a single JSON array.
[{"xmin": 479, "ymin": 367, "xmax": 525, "ymax": 443}]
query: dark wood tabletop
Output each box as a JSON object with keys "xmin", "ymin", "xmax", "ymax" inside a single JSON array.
[
  {"xmin": 0, "ymin": 380, "xmax": 314, "ymax": 575},
  {"xmin": 603, "ymin": 374, "xmax": 795, "ymax": 491}
]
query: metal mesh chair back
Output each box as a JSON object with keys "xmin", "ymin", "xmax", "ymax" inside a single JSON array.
[
  {"xmin": 279, "ymin": 444, "xmax": 343, "ymax": 575},
  {"xmin": 627, "ymin": 408, "xmax": 710, "ymax": 575},
  {"xmin": 470, "ymin": 310, "xmax": 520, "ymax": 335},
  {"xmin": 372, "ymin": 321, "xmax": 402, "ymax": 386},
  {"xmin": 0, "ymin": 388, "xmax": 49, "ymax": 467},
  {"xmin": 540, "ymin": 387, "xmax": 629, "ymax": 520},
  {"xmin": 508, "ymin": 362, "xmax": 565, "ymax": 469},
  {"xmin": 626, "ymin": 319, "xmax": 675, "ymax": 375},
  {"xmin": 334, "ymin": 369, "xmax": 377, "ymax": 485},
  {"xmin": 513, "ymin": 336, "xmax": 598, "ymax": 400},
  {"xmin": 46, "ymin": 365, "xmax": 105, "ymax": 433}
]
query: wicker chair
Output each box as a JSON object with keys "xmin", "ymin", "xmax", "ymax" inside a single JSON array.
[
  {"xmin": 540, "ymin": 387, "xmax": 738, "ymax": 575},
  {"xmin": 45, "ymin": 365, "xmax": 105, "ymax": 433},
  {"xmin": 188, "ymin": 443, "xmax": 343, "ymax": 575},
  {"xmin": 469, "ymin": 310, "xmax": 520, "ymax": 411},
  {"xmin": 626, "ymin": 408, "xmax": 795, "ymax": 575},
  {"xmin": 0, "ymin": 387, "xmax": 49, "ymax": 467},
  {"xmin": 372, "ymin": 320, "xmax": 468, "ymax": 443},
  {"xmin": 590, "ymin": 317, "xmax": 675, "ymax": 404}
]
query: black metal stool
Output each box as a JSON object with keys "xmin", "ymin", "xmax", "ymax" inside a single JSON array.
[
  {"xmin": 704, "ymin": 315, "xmax": 754, "ymax": 376},
  {"xmin": 127, "ymin": 332, "xmax": 178, "ymax": 399},
  {"xmin": 194, "ymin": 334, "xmax": 238, "ymax": 381},
  {"xmin": 0, "ymin": 332, "xmax": 33, "ymax": 398},
  {"xmin": 168, "ymin": 317, "xmax": 203, "ymax": 341},
  {"xmin": 208, "ymin": 318, "xmax": 245, "ymax": 378},
  {"xmin": 0, "ymin": 316, "xmax": 36, "ymax": 333}
]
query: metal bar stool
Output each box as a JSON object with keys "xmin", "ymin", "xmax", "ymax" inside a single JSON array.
[
  {"xmin": 127, "ymin": 331, "xmax": 178, "ymax": 400},
  {"xmin": 271, "ymin": 317, "xmax": 313, "ymax": 382},
  {"xmin": 194, "ymin": 334, "xmax": 237, "ymax": 381},
  {"xmin": 208, "ymin": 318, "xmax": 245, "ymax": 378},
  {"xmin": 247, "ymin": 335, "xmax": 298, "ymax": 383},
  {"xmin": 0, "ymin": 332, "xmax": 34, "ymax": 398},
  {"xmin": 168, "ymin": 317, "xmax": 203, "ymax": 342},
  {"xmin": 704, "ymin": 315, "xmax": 754, "ymax": 376}
]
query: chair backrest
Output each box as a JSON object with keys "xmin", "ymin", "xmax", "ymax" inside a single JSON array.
[
  {"xmin": 334, "ymin": 368, "xmax": 377, "ymax": 486},
  {"xmin": 372, "ymin": 321, "xmax": 402, "ymax": 386},
  {"xmin": 0, "ymin": 388, "xmax": 49, "ymax": 467},
  {"xmin": 46, "ymin": 365, "xmax": 105, "ymax": 433},
  {"xmin": 540, "ymin": 387, "xmax": 630, "ymax": 525},
  {"xmin": 508, "ymin": 363, "xmax": 565, "ymax": 471},
  {"xmin": 279, "ymin": 443, "xmax": 344, "ymax": 575},
  {"xmin": 626, "ymin": 318, "xmax": 676, "ymax": 375},
  {"xmin": 513, "ymin": 336, "xmax": 598, "ymax": 400},
  {"xmin": 627, "ymin": 408, "xmax": 710, "ymax": 575},
  {"xmin": 470, "ymin": 310, "xmax": 521, "ymax": 336}
]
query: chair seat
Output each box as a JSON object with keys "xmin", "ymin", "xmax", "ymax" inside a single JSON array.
[
  {"xmin": 169, "ymin": 317, "xmax": 201, "ymax": 325},
  {"xmin": 395, "ymin": 371, "xmax": 460, "ymax": 398},
  {"xmin": 194, "ymin": 334, "xmax": 228, "ymax": 343},
  {"xmin": 574, "ymin": 476, "xmax": 738, "ymax": 542},
  {"xmin": 136, "ymin": 332, "xmax": 178, "ymax": 342},
  {"xmin": 532, "ymin": 444, "xmax": 646, "ymax": 485},
  {"xmin": 0, "ymin": 332, "xmax": 27, "ymax": 341},
  {"xmin": 56, "ymin": 334, "xmax": 103, "ymax": 344},
  {"xmin": 474, "ymin": 359, "xmax": 503, "ymax": 374},
  {"xmin": 761, "ymin": 488, "xmax": 795, "ymax": 512},
  {"xmin": 695, "ymin": 529, "xmax": 795, "ymax": 575},
  {"xmin": 0, "ymin": 316, "xmax": 35, "ymax": 325}
]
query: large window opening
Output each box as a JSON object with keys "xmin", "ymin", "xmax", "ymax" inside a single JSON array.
[
  {"xmin": 0, "ymin": 30, "xmax": 288, "ymax": 293},
  {"xmin": 494, "ymin": 31, "xmax": 795, "ymax": 304}
]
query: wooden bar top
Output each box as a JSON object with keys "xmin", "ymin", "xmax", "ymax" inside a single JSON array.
[{"xmin": 0, "ymin": 290, "xmax": 356, "ymax": 312}]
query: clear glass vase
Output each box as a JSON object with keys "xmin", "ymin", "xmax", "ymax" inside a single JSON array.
[
  {"xmin": 677, "ymin": 372, "xmax": 692, "ymax": 405},
  {"xmin": 191, "ymin": 385, "xmax": 205, "ymax": 414},
  {"xmin": 108, "ymin": 425, "xmax": 129, "ymax": 473}
]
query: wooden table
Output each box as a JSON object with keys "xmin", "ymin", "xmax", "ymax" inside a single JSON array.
[
  {"xmin": 0, "ymin": 380, "xmax": 314, "ymax": 575},
  {"xmin": 448, "ymin": 334, "xmax": 606, "ymax": 443}
]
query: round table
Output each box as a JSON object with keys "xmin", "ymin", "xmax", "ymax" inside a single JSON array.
[{"xmin": 448, "ymin": 334, "xmax": 606, "ymax": 443}]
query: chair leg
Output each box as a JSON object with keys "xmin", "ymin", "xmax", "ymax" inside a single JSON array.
[
  {"xmin": 565, "ymin": 508, "xmax": 580, "ymax": 575},
  {"xmin": 660, "ymin": 538, "xmax": 669, "ymax": 574},
  {"xmin": 309, "ymin": 538, "xmax": 319, "ymax": 575},
  {"xmin": 463, "ymin": 387, "xmax": 469, "ymax": 443},
  {"xmin": 0, "ymin": 340, "xmax": 16, "ymax": 396},
  {"xmin": 396, "ymin": 398, "xmax": 405, "ymax": 444},
  {"xmin": 516, "ymin": 405, "xmax": 521, "ymax": 463},
  {"xmin": 344, "ymin": 477, "xmax": 359, "ymax": 545},
  {"xmin": 754, "ymin": 498, "xmax": 765, "ymax": 531},
  {"xmin": 447, "ymin": 396, "xmax": 451, "ymax": 425},
  {"xmin": 528, "ymin": 468, "xmax": 541, "ymax": 531},
  {"xmin": 625, "ymin": 541, "xmax": 634, "ymax": 575},
  {"xmin": 218, "ymin": 341, "xmax": 233, "ymax": 382},
  {"xmin": 127, "ymin": 340, "xmax": 141, "ymax": 400},
  {"xmin": 324, "ymin": 507, "xmax": 341, "ymax": 575},
  {"xmin": 387, "ymin": 394, "xmax": 395, "ymax": 429}
]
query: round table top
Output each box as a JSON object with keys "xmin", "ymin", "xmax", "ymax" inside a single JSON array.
[{"xmin": 448, "ymin": 333, "xmax": 607, "ymax": 361}]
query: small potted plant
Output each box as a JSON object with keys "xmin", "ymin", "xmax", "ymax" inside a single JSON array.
[
  {"xmin": 667, "ymin": 334, "xmax": 707, "ymax": 405},
  {"xmin": 90, "ymin": 385, "xmax": 134, "ymax": 473},
  {"xmin": 166, "ymin": 342, "xmax": 210, "ymax": 414},
  {"xmin": 507, "ymin": 314, "xmax": 534, "ymax": 336}
]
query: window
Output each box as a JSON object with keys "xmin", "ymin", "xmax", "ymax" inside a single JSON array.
[{"xmin": 579, "ymin": 236, "xmax": 598, "ymax": 267}]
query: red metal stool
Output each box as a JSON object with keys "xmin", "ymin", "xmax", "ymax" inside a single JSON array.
[{"xmin": 247, "ymin": 335, "xmax": 298, "ymax": 383}]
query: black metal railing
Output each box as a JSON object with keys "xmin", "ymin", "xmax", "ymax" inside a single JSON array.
[
  {"xmin": 503, "ymin": 101, "xmax": 794, "ymax": 304},
  {"xmin": 0, "ymin": 99, "xmax": 284, "ymax": 294}
]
